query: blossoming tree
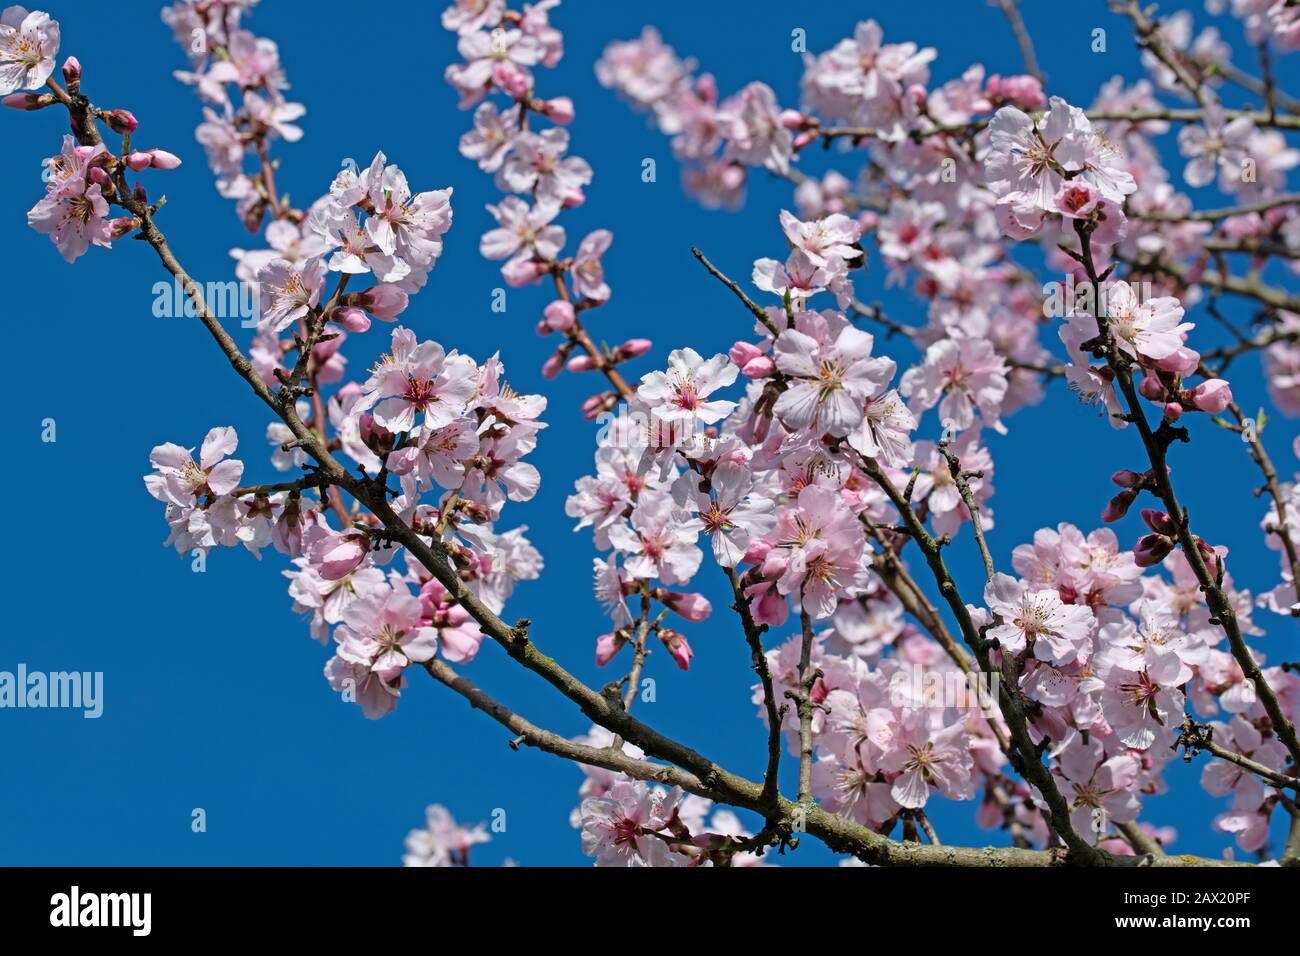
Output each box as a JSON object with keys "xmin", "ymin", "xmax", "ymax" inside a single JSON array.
[{"xmin": 7, "ymin": 0, "xmax": 1300, "ymax": 867}]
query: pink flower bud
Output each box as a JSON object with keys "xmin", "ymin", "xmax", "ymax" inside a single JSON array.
[
  {"xmin": 358, "ymin": 283, "xmax": 408, "ymax": 321},
  {"xmin": 741, "ymin": 355, "xmax": 775, "ymax": 379},
  {"xmin": 88, "ymin": 166, "xmax": 109, "ymax": 186},
  {"xmin": 659, "ymin": 629, "xmax": 694, "ymax": 671},
  {"xmin": 535, "ymin": 319, "xmax": 551, "ymax": 336},
  {"xmin": 567, "ymin": 354, "xmax": 599, "ymax": 372},
  {"xmin": 146, "ymin": 148, "xmax": 182, "ymax": 170},
  {"xmin": 62, "ymin": 56, "xmax": 81, "ymax": 87},
  {"xmin": 1196, "ymin": 538, "xmax": 1223, "ymax": 572},
  {"xmin": 662, "ymin": 591, "xmax": 712, "ymax": 622},
  {"xmin": 542, "ymin": 96, "xmax": 574, "ymax": 124},
  {"xmin": 561, "ymin": 186, "xmax": 586, "ymax": 208},
  {"xmin": 595, "ymin": 632, "xmax": 626, "ymax": 666},
  {"xmin": 1190, "ymin": 379, "xmax": 1233, "ymax": 413},
  {"xmin": 729, "ymin": 341, "xmax": 763, "ymax": 366},
  {"xmin": 543, "ymin": 299, "xmax": 575, "ymax": 332},
  {"xmin": 987, "ymin": 73, "xmax": 1046, "ymax": 110},
  {"xmin": 108, "ymin": 217, "xmax": 136, "ymax": 239},
  {"xmin": 1102, "ymin": 488, "xmax": 1138, "ymax": 523},
  {"xmin": 793, "ymin": 130, "xmax": 818, "ymax": 150},
  {"xmin": 501, "ymin": 257, "xmax": 545, "ymax": 287},
  {"xmin": 1110, "ymin": 469, "xmax": 1144, "ymax": 488},
  {"xmin": 444, "ymin": 604, "xmax": 472, "ymax": 628},
  {"xmin": 3, "ymin": 92, "xmax": 49, "ymax": 110},
  {"xmin": 541, "ymin": 349, "xmax": 566, "ymax": 379},
  {"xmin": 337, "ymin": 308, "xmax": 370, "ymax": 333},
  {"xmin": 1164, "ymin": 402, "xmax": 1183, "ymax": 421},
  {"xmin": 491, "ymin": 61, "xmax": 530, "ymax": 99},
  {"xmin": 1141, "ymin": 509, "xmax": 1178, "ymax": 537},
  {"xmin": 779, "ymin": 108, "xmax": 807, "ymax": 129},
  {"xmin": 582, "ymin": 392, "xmax": 615, "ymax": 420},
  {"xmin": 616, "ymin": 338, "xmax": 652, "ymax": 359},
  {"xmin": 126, "ymin": 151, "xmax": 153, "ymax": 171},
  {"xmin": 1133, "ymin": 533, "xmax": 1175, "ymax": 568},
  {"xmin": 358, "ymin": 413, "xmax": 395, "ymax": 455},
  {"xmin": 1139, "ymin": 371, "xmax": 1166, "ymax": 402},
  {"xmin": 105, "ymin": 109, "xmax": 138, "ymax": 134}
]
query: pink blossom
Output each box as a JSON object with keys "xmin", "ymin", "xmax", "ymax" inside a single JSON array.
[
  {"xmin": 900, "ymin": 338, "xmax": 1009, "ymax": 433},
  {"xmin": 636, "ymin": 347, "xmax": 738, "ymax": 437},
  {"xmin": 608, "ymin": 491, "xmax": 703, "ymax": 585},
  {"xmin": 579, "ymin": 779, "xmax": 686, "ymax": 867},
  {"xmin": 773, "ymin": 325, "xmax": 895, "ymax": 438},
  {"xmin": 402, "ymin": 803, "xmax": 491, "ymax": 867},
  {"xmin": 359, "ymin": 326, "xmax": 479, "ymax": 432},
  {"xmin": 145, "ymin": 426, "xmax": 245, "ymax": 507},
  {"xmin": 254, "ymin": 255, "xmax": 325, "ymax": 332},
  {"xmin": 0, "ymin": 7, "xmax": 58, "ymax": 95},
  {"xmin": 307, "ymin": 530, "xmax": 371, "ymax": 582},
  {"xmin": 983, "ymin": 573, "xmax": 1096, "ymax": 666},
  {"xmin": 570, "ymin": 229, "xmax": 612, "ymax": 302}
]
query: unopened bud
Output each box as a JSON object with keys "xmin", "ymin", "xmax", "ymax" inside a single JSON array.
[
  {"xmin": 779, "ymin": 108, "xmax": 807, "ymax": 129},
  {"xmin": 541, "ymin": 96, "xmax": 574, "ymax": 124},
  {"xmin": 108, "ymin": 216, "xmax": 136, "ymax": 239},
  {"xmin": 614, "ymin": 338, "xmax": 652, "ymax": 360},
  {"xmin": 105, "ymin": 109, "xmax": 139, "ymax": 134},
  {"xmin": 337, "ymin": 307, "xmax": 370, "ymax": 333},
  {"xmin": 1138, "ymin": 371, "xmax": 1166, "ymax": 402},
  {"xmin": 543, "ymin": 299, "xmax": 575, "ymax": 332},
  {"xmin": 541, "ymin": 348, "xmax": 566, "ymax": 379},
  {"xmin": 491, "ymin": 61, "xmax": 530, "ymax": 99},
  {"xmin": 2, "ymin": 92, "xmax": 54, "ymax": 110},
  {"xmin": 146, "ymin": 148, "xmax": 182, "ymax": 170},
  {"xmin": 62, "ymin": 55, "xmax": 81, "ymax": 90}
]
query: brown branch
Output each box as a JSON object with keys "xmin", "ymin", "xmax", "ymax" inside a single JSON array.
[
  {"xmin": 851, "ymin": 299, "xmax": 917, "ymax": 339},
  {"xmin": 1127, "ymin": 194, "xmax": 1300, "ymax": 223},
  {"xmin": 938, "ymin": 441, "xmax": 996, "ymax": 582},
  {"xmin": 993, "ymin": 0, "xmax": 1044, "ymax": 83},
  {"xmin": 793, "ymin": 602, "xmax": 819, "ymax": 808},
  {"xmin": 692, "ymin": 246, "xmax": 779, "ymax": 336},
  {"xmin": 1075, "ymin": 223, "xmax": 1300, "ymax": 772},
  {"xmin": 854, "ymin": 451, "xmax": 1106, "ymax": 864},
  {"xmin": 1116, "ymin": 820, "xmax": 1165, "ymax": 858},
  {"xmin": 724, "ymin": 566, "xmax": 782, "ymax": 806}
]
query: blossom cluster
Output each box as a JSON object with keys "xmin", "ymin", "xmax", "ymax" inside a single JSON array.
[
  {"xmin": 9, "ymin": 1, "xmax": 1300, "ymax": 868},
  {"xmin": 162, "ymin": 0, "xmax": 304, "ymax": 231},
  {"xmin": 4, "ymin": 7, "xmax": 181, "ymax": 262},
  {"xmin": 143, "ymin": 318, "xmax": 546, "ymax": 718},
  {"xmin": 572, "ymin": 12, "xmax": 1300, "ymax": 861},
  {"xmin": 402, "ymin": 804, "xmax": 492, "ymax": 866},
  {"xmin": 442, "ymin": 0, "xmax": 646, "ymax": 415}
]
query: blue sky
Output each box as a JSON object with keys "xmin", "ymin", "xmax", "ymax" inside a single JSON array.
[{"xmin": 1, "ymin": 0, "xmax": 1297, "ymax": 865}]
